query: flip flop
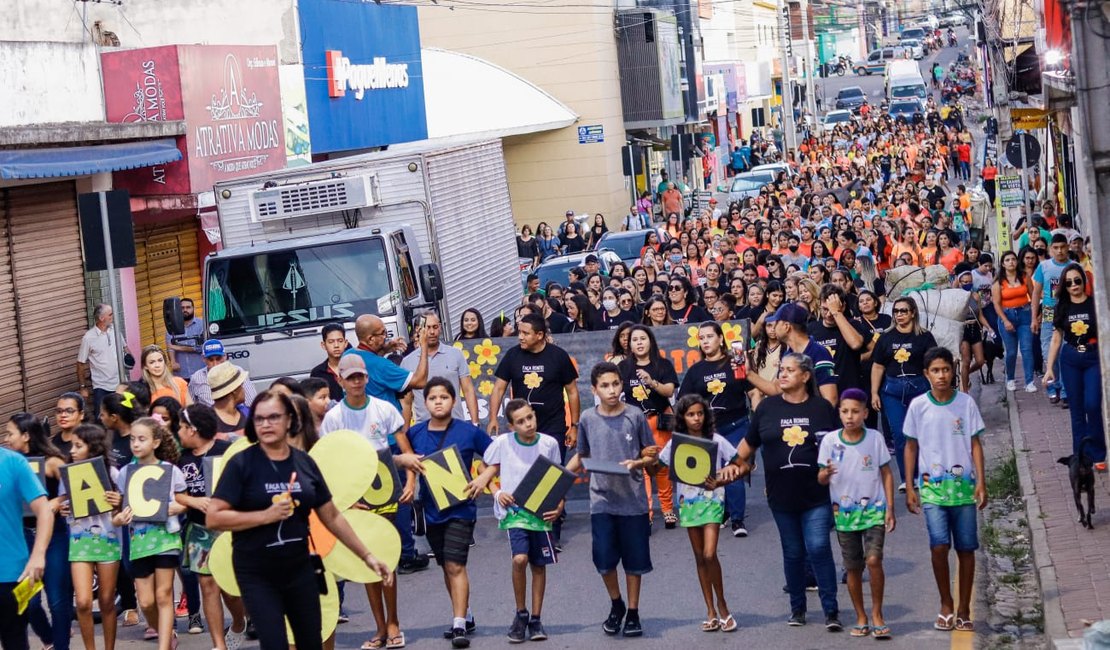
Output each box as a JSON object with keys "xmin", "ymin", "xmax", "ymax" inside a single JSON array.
[
  {"xmin": 386, "ymin": 632, "xmax": 406, "ymax": 649},
  {"xmin": 719, "ymin": 615, "xmax": 738, "ymax": 632},
  {"xmin": 701, "ymin": 618, "xmax": 720, "ymax": 632},
  {"xmin": 871, "ymin": 624, "xmax": 892, "ymax": 639},
  {"xmin": 361, "ymin": 637, "xmax": 387, "ymax": 650},
  {"xmin": 850, "ymin": 625, "xmax": 871, "ymax": 637},
  {"xmin": 955, "ymin": 618, "xmax": 974, "ymax": 632},
  {"xmin": 934, "ymin": 613, "xmax": 955, "ymax": 631}
]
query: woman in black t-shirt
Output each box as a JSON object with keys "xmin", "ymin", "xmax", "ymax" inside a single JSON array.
[
  {"xmin": 619, "ymin": 325, "xmax": 680, "ymax": 528},
  {"xmin": 678, "ymin": 322, "xmax": 754, "ymax": 537},
  {"xmin": 667, "ymin": 277, "xmax": 712, "ymax": 324},
  {"xmin": 855, "ymin": 290, "xmax": 893, "ymax": 431},
  {"xmin": 208, "ymin": 391, "xmax": 391, "ymax": 650},
  {"xmin": 559, "ymin": 222, "xmax": 586, "ymax": 254},
  {"xmin": 1044, "ymin": 264, "xmax": 1105, "ymax": 462},
  {"xmin": 870, "ymin": 297, "xmax": 937, "ymax": 487}
]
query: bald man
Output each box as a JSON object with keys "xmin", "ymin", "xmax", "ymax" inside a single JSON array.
[{"xmin": 344, "ymin": 314, "xmax": 430, "ymax": 415}]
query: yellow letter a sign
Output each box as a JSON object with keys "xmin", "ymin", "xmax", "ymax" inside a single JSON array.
[{"xmin": 61, "ymin": 458, "xmax": 112, "ymax": 519}]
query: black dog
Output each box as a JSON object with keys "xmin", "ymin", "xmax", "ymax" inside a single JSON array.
[
  {"xmin": 1058, "ymin": 451, "xmax": 1096, "ymax": 529},
  {"xmin": 980, "ymin": 334, "xmax": 1003, "ymax": 385}
]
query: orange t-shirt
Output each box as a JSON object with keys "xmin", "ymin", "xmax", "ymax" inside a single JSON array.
[{"xmin": 150, "ymin": 377, "xmax": 190, "ymax": 405}]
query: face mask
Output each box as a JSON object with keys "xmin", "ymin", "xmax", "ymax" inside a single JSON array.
[
  {"xmin": 670, "ymin": 254, "xmax": 684, "ymax": 264},
  {"xmin": 960, "ymin": 283, "xmax": 973, "ymax": 292},
  {"xmin": 789, "ymin": 244, "xmax": 799, "ymax": 252},
  {"xmin": 602, "ymin": 299, "xmax": 618, "ymax": 312}
]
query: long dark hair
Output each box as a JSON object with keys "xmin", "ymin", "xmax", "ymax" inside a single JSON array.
[
  {"xmin": 456, "ymin": 308, "xmax": 487, "ymax": 341},
  {"xmin": 9, "ymin": 413, "xmax": 66, "ymax": 460},
  {"xmin": 101, "ymin": 391, "xmax": 143, "ymax": 425},
  {"xmin": 674, "ymin": 394, "xmax": 715, "ymax": 438},
  {"xmin": 609, "ymin": 321, "xmax": 635, "ymax": 358},
  {"xmin": 244, "ymin": 390, "xmax": 301, "ymax": 444},
  {"xmin": 151, "ymin": 396, "xmax": 182, "ymax": 436},
  {"xmin": 1052, "ymin": 263, "xmax": 1088, "ymax": 332},
  {"xmin": 993, "ymin": 250, "xmax": 1025, "ymax": 286},
  {"xmin": 72, "ymin": 424, "xmax": 111, "ymax": 463},
  {"xmin": 289, "ymin": 395, "xmax": 321, "ymax": 452}
]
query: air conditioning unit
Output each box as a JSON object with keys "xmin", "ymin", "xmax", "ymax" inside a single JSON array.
[{"xmin": 249, "ymin": 174, "xmax": 378, "ymax": 222}]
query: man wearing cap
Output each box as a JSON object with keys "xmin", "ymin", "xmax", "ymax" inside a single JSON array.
[
  {"xmin": 746, "ymin": 303, "xmax": 839, "ymax": 405},
  {"xmin": 188, "ymin": 340, "xmax": 257, "ymax": 407},
  {"xmin": 166, "ymin": 297, "xmax": 205, "ymax": 379},
  {"xmin": 583, "ymin": 254, "xmax": 603, "ymax": 277},
  {"xmin": 557, "ymin": 210, "xmax": 577, "ymax": 238},
  {"xmin": 207, "ymin": 361, "xmax": 250, "ymax": 438}
]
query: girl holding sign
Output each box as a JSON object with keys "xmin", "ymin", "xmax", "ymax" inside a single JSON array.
[
  {"xmin": 658, "ymin": 395, "xmax": 740, "ymax": 633},
  {"xmin": 113, "ymin": 417, "xmax": 187, "ymax": 650},
  {"xmin": 61, "ymin": 424, "xmax": 123, "ymax": 650}
]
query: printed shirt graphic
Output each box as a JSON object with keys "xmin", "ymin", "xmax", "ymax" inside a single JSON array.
[
  {"xmin": 117, "ymin": 462, "xmax": 187, "ymax": 560},
  {"xmin": 1033, "ymin": 258, "xmax": 1070, "ymax": 311},
  {"xmin": 904, "ymin": 392, "xmax": 984, "ymax": 506},
  {"xmin": 61, "ymin": 466, "xmax": 123, "ymax": 563},
  {"xmin": 659, "ymin": 433, "xmax": 738, "ymax": 527},
  {"xmin": 320, "ymin": 396, "xmax": 404, "ymax": 451},
  {"xmin": 494, "ymin": 345, "xmax": 578, "ymax": 435},
  {"xmin": 482, "ymin": 432, "xmax": 562, "ymax": 532},
  {"xmin": 817, "ymin": 429, "xmax": 891, "ymax": 532}
]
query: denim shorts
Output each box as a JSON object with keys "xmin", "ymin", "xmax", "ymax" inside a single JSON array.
[
  {"xmin": 590, "ymin": 513, "xmax": 652, "ymax": 575},
  {"xmin": 922, "ymin": 503, "xmax": 979, "ymax": 551},
  {"xmin": 507, "ymin": 528, "xmax": 558, "ymax": 567}
]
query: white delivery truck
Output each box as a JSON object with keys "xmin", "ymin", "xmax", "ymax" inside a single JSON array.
[{"xmin": 194, "ymin": 139, "xmax": 522, "ymax": 388}]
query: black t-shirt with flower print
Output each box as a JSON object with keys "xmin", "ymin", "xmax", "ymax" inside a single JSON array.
[
  {"xmin": 678, "ymin": 357, "xmax": 752, "ymax": 429},
  {"xmin": 872, "ymin": 330, "xmax": 937, "ymax": 378},
  {"xmin": 493, "ymin": 343, "xmax": 579, "ymax": 435},
  {"xmin": 1056, "ymin": 298, "xmax": 1098, "ymax": 348},
  {"xmin": 746, "ymin": 394, "xmax": 839, "ymax": 512},
  {"xmin": 618, "ymin": 358, "xmax": 678, "ymax": 415}
]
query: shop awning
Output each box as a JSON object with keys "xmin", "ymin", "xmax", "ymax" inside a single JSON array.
[
  {"xmin": 422, "ymin": 48, "xmax": 578, "ymax": 141},
  {"xmin": 0, "ymin": 138, "xmax": 182, "ymax": 180}
]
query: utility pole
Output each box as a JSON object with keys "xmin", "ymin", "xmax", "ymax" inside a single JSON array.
[
  {"xmin": 778, "ymin": 0, "xmax": 798, "ymax": 152},
  {"xmin": 800, "ymin": 0, "xmax": 818, "ymax": 122},
  {"xmin": 1069, "ymin": 0, "xmax": 1110, "ymax": 469}
]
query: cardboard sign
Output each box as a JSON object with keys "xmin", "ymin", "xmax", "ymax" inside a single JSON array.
[
  {"xmin": 581, "ymin": 457, "xmax": 633, "ymax": 476},
  {"xmin": 669, "ymin": 433, "xmax": 718, "ymax": 486},
  {"xmin": 125, "ymin": 464, "xmax": 172, "ymax": 523},
  {"xmin": 61, "ymin": 458, "xmax": 113, "ymax": 519},
  {"xmin": 510, "ymin": 455, "xmax": 576, "ymax": 518},
  {"xmin": 203, "ymin": 455, "xmax": 227, "ymax": 497},
  {"xmin": 363, "ymin": 447, "xmax": 401, "ymax": 508},
  {"xmin": 422, "ymin": 445, "xmax": 471, "ymax": 511},
  {"xmin": 22, "ymin": 457, "xmax": 45, "ymax": 516}
]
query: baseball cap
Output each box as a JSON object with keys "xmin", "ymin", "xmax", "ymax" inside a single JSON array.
[
  {"xmin": 709, "ymin": 198, "xmax": 718, "ymax": 204},
  {"xmin": 202, "ymin": 339, "xmax": 225, "ymax": 358},
  {"xmin": 584, "ymin": 254, "xmax": 599, "ymax": 264},
  {"xmin": 565, "ymin": 209, "xmax": 575, "ymax": 217},
  {"xmin": 208, "ymin": 362, "xmax": 246, "ymax": 400},
  {"xmin": 765, "ymin": 303, "xmax": 809, "ymax": 325},
  {"xmin": 337, "ymin": 353, "xmax": 369, "ymax": 379}
]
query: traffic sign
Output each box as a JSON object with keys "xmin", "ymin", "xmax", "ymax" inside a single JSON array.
[{"xmin": 1005, "ymin": 133, "xmax": 1040, "ymax": 169}]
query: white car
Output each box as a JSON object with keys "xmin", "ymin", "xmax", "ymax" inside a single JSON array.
[
  {"xmin": 822, "ymin": 110, "xmax": 854, "ymax": 128},
  {"xmin": 900, "ymin": 39, "xmax": 925, "ymax": 59},
  {"xmin": 749, "ymin": 162, "xmax": 795, "ymax": 178}
]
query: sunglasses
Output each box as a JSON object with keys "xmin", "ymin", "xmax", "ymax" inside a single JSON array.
[
  {"xmin": 669, "ymin": 285, "xmax": 683, "ymax": 291},
  {"xmin": 1065, "ymin": 277, "xmax": 1085, "ymax": 287},
  {"xmin": 892, "ymin": 307, "xmax": 912, "ymax": 314}
]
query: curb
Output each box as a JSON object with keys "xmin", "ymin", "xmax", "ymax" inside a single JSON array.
[{"xmin": 1004, "ymin": 394, "xmax": 1071, "ymax": 646}]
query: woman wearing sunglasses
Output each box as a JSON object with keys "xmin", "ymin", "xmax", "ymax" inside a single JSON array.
[{"xmin": 1043, "ymin": 264, "xmax": 1106, "ymax": 466}]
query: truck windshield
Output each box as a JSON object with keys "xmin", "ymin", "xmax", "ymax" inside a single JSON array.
[
  {"xmin": 892, "ymin": 84, "xmax": 926, "ymax": 99},
  {"xmin": 206, "ymin": 238, "xmax": 393, "ymax": 337}
]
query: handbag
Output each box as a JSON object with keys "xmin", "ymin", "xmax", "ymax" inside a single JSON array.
[{"xmin": 307, "ymin": 533, "xmax": 328, "ymax": 595}]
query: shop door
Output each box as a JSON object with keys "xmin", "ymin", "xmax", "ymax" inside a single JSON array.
[
  {"xmin": 133, "ymin": 218, "xmax": 203, "ymax": 348},
  {"xmin": 3, "ymin": 182, "xmax": 88, "ymax": 416}
]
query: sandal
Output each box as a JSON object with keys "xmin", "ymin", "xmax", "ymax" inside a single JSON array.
[
  {"xmin": 386, "ymin": 632, "xmax": 406, "ymax": 649},
  {"xmin": 871, "ymin": 624, "xmax": 892, "ymax": 639},
  {"xmin": 700, "ymin": 618, "xmax": 720, "ymax": 632},
  {"xmin": 361, "ymin": 637, "xmax": 387, "ymax": 650},
  {"xmin": 933, "ymin": 613, "xmax": 955, "ymax": 631},
  {"xmin": 955, "ymin": 617, "xmax": 974, "ymax": 632},
  {"xmin": 719, "ymin": 614, "xmax": 738, "ymax": 632},
  {"xmin": 850, "ymin": 625, "xmax": 871, "ymax": 637},
  {"xmin": 663, "ymin": 511, "xmax": 678, "ymax": 529}
]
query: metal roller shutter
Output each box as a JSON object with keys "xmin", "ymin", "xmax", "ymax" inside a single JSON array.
[
  {"xmin": 0, "ymin": 199, "xmax": 23, "ymax": 415},
  {"xmin": 133, "ymin": 218, "xmax": 203, "ymax": 348},
  {"xmin": 4, "ymin": 182, "xmax": 88, "ymax": 416}
]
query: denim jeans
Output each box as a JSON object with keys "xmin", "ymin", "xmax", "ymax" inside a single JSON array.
[
  {"xmin": 771, "ymin": 504, "xmax": 839, "ymax": 616},
  {"xmin": 1060, "ymin": 344, "xmax": 1107, "ymax": 461},
  {"xmin": 24, "ymin": 524, "xmax": 72, "ymax": 650},
  {"xmin": 720, "ymin": 418, "xmax": 749, "ymax": 524},
  {"xmin": 880, "ymin": 375, "xmax": 930, "ymax": 482},
  {"xmin": 999, "ymin": 306, "xmax": 1035, "ymax": 384},
  {"xmin": 1040, "ymin": 323, "xmax": 1065, "ymax": 398}
]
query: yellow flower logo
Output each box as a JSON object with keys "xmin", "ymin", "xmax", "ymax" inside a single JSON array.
[
  {"xmin": 478, "ymin": 380, "xmax": 494, "ymax": 397},
  {"xmin": 721, "ymin": 321, "xmax": 743, "ymax": 346},
  {"xmin": 473, "ymin": 339, "xmax": 501, "ymax": 366},
  {"xmin": 782, "ymin": 425, "xmax": 808, "ymax": 447},
  {"xmin": 468, "ymin": 361, "xmax": 482, "ymax": 379},
  {"xmin": 686, "ymin": 326, "xmax": 701, "ymax": 348},
  {"xmin": 825, "ymin": 345, "xmax": 836, "ymax": 358},
  {"xmin": 452, "ymin": 342, "xmax": 471, "ymax": 361},
  {"xmin": 1071, "ymin": 320, "xmax": 1090, "ymax": 337},
  {"xmin": 893, "ymin": 348, "xmax": 911, "ymax": 364},
  {"xmin": 706, "ymin": 379, "xmax": 726, "ymax": 395},
  {"xmin": 631, "ymin": 385, "xmax": 649, "ymax": 402},
  {"xmin": 523, "ymin": 372, "xmax": 543, "ymax": 389}
]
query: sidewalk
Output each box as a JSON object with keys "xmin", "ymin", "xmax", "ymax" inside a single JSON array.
[{"xmin": 1008, "ymin": 388, "xmax": 1110, "ymax": 646}]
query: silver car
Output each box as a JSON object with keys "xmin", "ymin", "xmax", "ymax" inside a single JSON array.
[
  {"xmin": 900, "ymin": 39, "xmax": 925, "ymax": 59},
  {"xmin": 727, "ymin": 171, "xmax": 775, "ymax": 203}
]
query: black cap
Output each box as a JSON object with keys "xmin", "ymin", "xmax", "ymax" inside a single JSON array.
[{"xmin": 584, "ymin": 254, "xmax": 599, "ymax": 264}]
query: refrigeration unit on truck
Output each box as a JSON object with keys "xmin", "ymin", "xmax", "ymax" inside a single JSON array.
[{"xmin": 189, "ymin": 139, "xmax": 522, "ymax": 389}]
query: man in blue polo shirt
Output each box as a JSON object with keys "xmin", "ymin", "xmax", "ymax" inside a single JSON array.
[{"xmin": 0, "ymin": 446, "xmax": 52, "ymax": 649}]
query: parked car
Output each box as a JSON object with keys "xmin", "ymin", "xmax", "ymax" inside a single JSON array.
[
  {"xmin": 749, "ymin": 162, "xmax": 795, "ymax": 178},
  {"xmin": 940, "ymin": 13, "xmax": 968, "ymax": 27},
  {"xmin": 596, "ymin": 230, "xmax": 665, "ymax": 266},
  {"xmin": 900, "ymin": 38, "xmax": 925, "ymax": 59},
  {"xmin": 727, "ymin": 171, "xmax": 776, "ymax": 204},
  {"xmin": 834, "ymin": 85, "xmax": 868, "ymax": 111},
  {"xmin": 854, "ymin": 46, "xmax": 911, "ymax": 75},
  {"xmin": 532, "ymin": 250, "xmax": 621, "ymax": 289},
  {"xmin": 822, "ymin": 110, "xmax": 854, "ymax": 128},
  {"xmin": 887, "ymin": 99, "xmax": 926, "ymax": 122}
]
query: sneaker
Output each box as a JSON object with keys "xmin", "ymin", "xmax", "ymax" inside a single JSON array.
[
  {"xmin": 787, "ymin": 611, "xmax": 806, "ymax": 626},
  {"xmin": 1006, "ymin": 380, "xmax": 1017, "ymax": 391},
  {"xmin": 622, "ymin": 616, "xmax": 643, "ymax": 637},
  {"xmin": 507, "ymin": 611, "xmax": 528, "ymax": 644},
  {"xmin": 224, "ymin": 623, "xmax": 246, "ymax": 650},
  {"xmin": 1049, "ymin": 393, "xmax": 1061, "ymax": 404},
  {"xmin": 187, "ymin": 613, "xmax": 204, "ymax": 634},
  {"xmin": 396, "ymin": 555, "xmax": 430, "ymax": 575},
  {"xmin": 1095, "ymin": 462, "xmax": 1108, "ymax": 473},
  {"xmin": 175, "ymin": 594, "xmax": 188, "ymax": 618},
  {"xmin": 337, "ymin": 610, "xmax": 350, "ymax": 624},
  {"xmin": 442, "ymin": 619, "xmax": 476, "ymax": 639},
  {"xmin": 805, "ymin": 583, "xmax": 818, "ymax": 592},
  {"xmin": 603, "ymin": 601, "xmax": 626, "ymax": 635},
  {"xmin": 825, "ymin": 615, "xmax": 843, "ymax": 632},
  {"xmin": 449, "ymin": 628, "xmax": 470, "ymax": 649},
  {"xmin": 527, "ymin": 618, "xmax": 548, "ymax": 641},
  {"xmin": 897, "ymin": 482, "xmax": 906, "ymax": 493},
  {"xmin": 731, "ymin": 520, "xmax": 749, "ymax": 538}
]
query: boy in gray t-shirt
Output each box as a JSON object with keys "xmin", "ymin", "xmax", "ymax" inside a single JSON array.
[{"xmin": 566, "ymin": 362, "xmax": 658, "ymax": 638}]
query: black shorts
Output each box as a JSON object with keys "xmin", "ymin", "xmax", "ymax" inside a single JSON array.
[
  {"xmin": 130, "ymin": 553, "xmax": 180, "ymax": 578},
  {"xmin": 426, "ymin": 519, "xmax": 476, "ymax": 567},
  {"xmin": 962, "ymin": 323, "xmax": 982, "ymax": 345}
]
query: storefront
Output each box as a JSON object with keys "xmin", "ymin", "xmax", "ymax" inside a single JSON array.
[{"xmin": 101, "ymin": 44, "xmax": 287, "ymax": 349}]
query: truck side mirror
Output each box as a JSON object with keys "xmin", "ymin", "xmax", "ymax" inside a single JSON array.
[
  {"xmin": 419, "ymin": 264, "xmax": 444, "ymax": 302},
  {"xmin": 163, "ymin": 297, "xmax": 185, "ymax": 336}
]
